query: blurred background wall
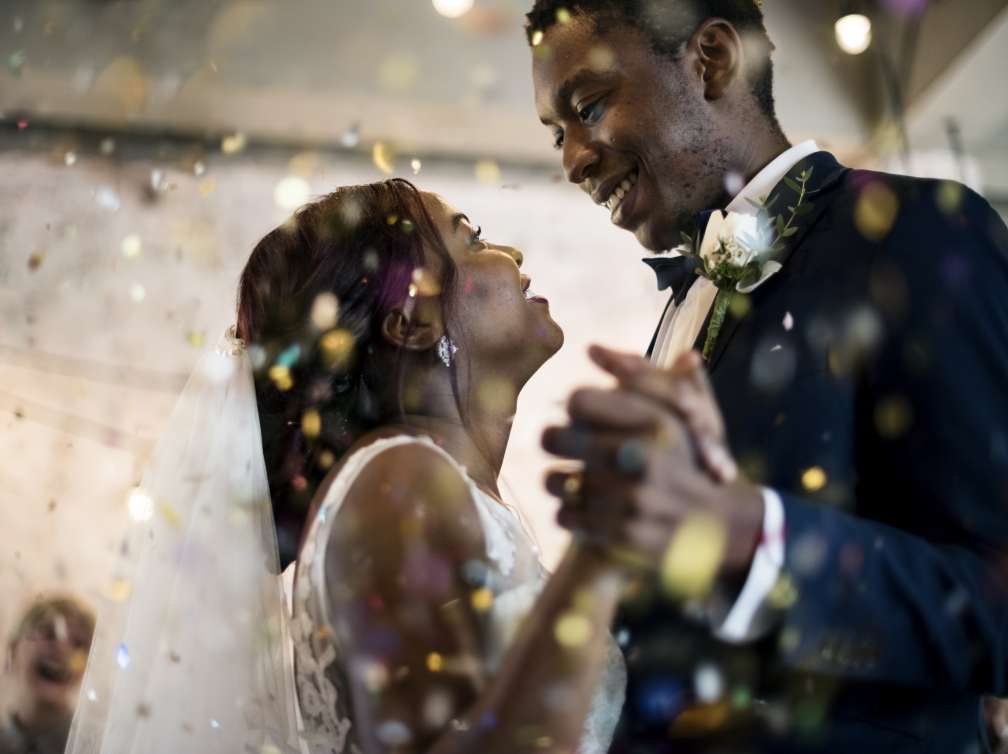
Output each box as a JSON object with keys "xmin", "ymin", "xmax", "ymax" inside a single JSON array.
[{"xmin": 1, "ymin": 0, "xmax": 1007, "ymax": 642}]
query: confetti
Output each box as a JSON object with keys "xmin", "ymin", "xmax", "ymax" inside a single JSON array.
[
  {"xmin": 221, "ymin": 132, "xmax": 247, "ymax": 155},
  {"xmin": 127, "ymin": 487, "xmax": 154, "ymax": 522},
  {"xmin": 64, "ymin": 151, "xmax": 77, "ymax": 166},
  {"xmin": 426, "ymin": 652, "xmax": 444, "ymax": 672},
  {"xmin": 874, "ymin": 395, "xmax": 913, "ymax": 438},
  {"xmin": 660, "ymin": 513, "xmax": 727, "ymax": 599},
  {"xmin": 301, "ymin": 409, "xmax": 322, "ymax": 439},
  {"xmin": 531, "ymin": 29, "xmax": 544, "ymax": 46},
  {"xmin": 116, "ymin": 643, "xmax": 131, "ymax": 669},
  {"xmin": 554, "ymin": 611, "xmax": 592, "ymax": 647},
  {"xmin": 100, "ymin": 138, "xmax": 116, "ymax": 155},
  {"xmin": 121, "ymin": 234, "xmax": 142, "ymax": 259},
  {"xmin": 470, "ymin": 587, "xmax": 494, "ymax": 612},
  {"xmin": 801, "ymin": 466, "xmax": 827, "ymax": 492},
  {"xmin": 694, "ymin": 663, "xmax": 724, "ymax": 703},
  {"xmin": 372, "ymin": 142, "xmax": 396, "ymax": 175},
  {"xmin": 854, "ymin": 182, "xmax": 899, "ymax": 241},
  {"xmin": 27, "ymin": 251, "xmax": 45, "ymax": 271},
  {"xmin": 129, "ymin": 283, "xmax": 146, "ymax": 302},
  {"xmin": 107, "ymin": 579, "xmax": 132, "ymax": 602},
  {"xmin": 311, "ymin": 292, "xmax": 340, "ymax": 330},
  {"xmin": 269, "ymin": 365, "xmax": 294, "ymax": 392},
  {"xmin": 475, "ymin": 159, "xmax": 501, "ymax": 185},
  {"xmin": 340, "ymin": 124, "xmax": 361, "ymax": 149},
  {"xmin": 376, "ymin": 720, "xmax": 412, "ymax": 746},
  {"xmin": 96, "ymin": 187, "xmax": 121, "ymax": 211},
  {"xmin": 783, "ymin": 311, "xmax": 794, "ymax": 331},
  {"xmin": 320, "ymin": 329, "xmax": 355, "ymax": 371},
  {"xmin": 411, "ymin": 158, "xmax": 422, "ymax": 175}
]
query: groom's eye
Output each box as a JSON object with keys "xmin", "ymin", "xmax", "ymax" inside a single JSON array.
[{"xmin": 577, "ymin": 98, "xmax": 605, "ymax": 126}]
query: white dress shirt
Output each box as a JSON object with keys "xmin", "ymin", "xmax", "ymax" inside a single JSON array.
[{"xmin": 649, "ymin": 140, "xmax": 819, "ymax": 642}]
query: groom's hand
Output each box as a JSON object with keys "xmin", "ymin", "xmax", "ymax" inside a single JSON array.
[{"xmin": 542, "ymin": 347, "xmax": 764, "ymax": 578}]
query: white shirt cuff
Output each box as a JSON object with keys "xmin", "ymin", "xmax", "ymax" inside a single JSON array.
[{"xmin": 713, "ymin": 487, "xmax": 786, "ymax": 643}]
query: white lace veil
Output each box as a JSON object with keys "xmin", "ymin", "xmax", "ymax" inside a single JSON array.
[{"xmin": 65, "ymin": 327, "xmax": 302, "ymax": 754}]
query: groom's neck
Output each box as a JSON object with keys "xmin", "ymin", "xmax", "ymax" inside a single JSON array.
[{"xmin": 735, "ymin": 128, "xmax": 793, "ymax": 188}]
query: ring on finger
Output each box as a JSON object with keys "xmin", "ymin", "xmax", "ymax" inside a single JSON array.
[
  {"xmin": 562, "ymin": 471, "xmax": 585, "ymax": 506},
  {"xmin": 616, "ymin": 439, "xmax": 648, "ymax": 476}
]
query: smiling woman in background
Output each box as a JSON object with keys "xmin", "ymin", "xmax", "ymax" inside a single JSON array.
[{"xmin": 1, "ymin": 596, "xmax": 95, "ymax": 754}]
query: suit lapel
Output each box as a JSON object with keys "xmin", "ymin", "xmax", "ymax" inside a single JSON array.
[
  {"xmin": 646, "ymin": 293, "xmax": 676, "ymax": 359},
  {"xmin": 701, "ymin": 152, "xmax": 849, "ymax": 372}
]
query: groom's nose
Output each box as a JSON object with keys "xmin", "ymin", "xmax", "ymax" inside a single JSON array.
[{"xmin": 563, "ymin": 132, "xmax": 600, "ymax": 186}]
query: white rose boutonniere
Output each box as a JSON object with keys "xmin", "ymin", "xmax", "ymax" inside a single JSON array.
[{"xmin": 678, "ymin": 166, "xmax": 815, "ymax": 359}]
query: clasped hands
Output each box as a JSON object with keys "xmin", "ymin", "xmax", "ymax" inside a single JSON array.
[{"xmin": 542, "ymin": 346, "xmax": 765, "ymax": 586}]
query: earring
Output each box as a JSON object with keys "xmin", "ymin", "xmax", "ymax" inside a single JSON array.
[{"xmin": 437, "ymin": 335, "xmax": 458, "ymax": 367}]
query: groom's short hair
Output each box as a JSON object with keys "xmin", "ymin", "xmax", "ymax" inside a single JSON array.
[{"xmin": 526, "ymin": 0, "xmax": 778, "ymax": 122}]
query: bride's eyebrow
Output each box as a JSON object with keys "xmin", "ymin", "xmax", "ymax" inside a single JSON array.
[{"xmin": 451, "ymin": 213, "xmax": 471, "ymax": 231}]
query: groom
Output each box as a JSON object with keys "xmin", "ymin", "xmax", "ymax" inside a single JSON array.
[{"xmin": 528, "ymin": 1, "xmax": 1008, "ymax": 752}]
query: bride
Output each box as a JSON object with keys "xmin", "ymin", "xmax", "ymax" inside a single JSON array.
[{"xmin": 69, "ymin": 179, "xmax": 663, "ymax": 754}]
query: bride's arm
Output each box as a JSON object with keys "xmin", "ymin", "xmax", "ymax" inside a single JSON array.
[{"xmin": 324, "ymin": 443, "xmax": 623, "ymax": 754}]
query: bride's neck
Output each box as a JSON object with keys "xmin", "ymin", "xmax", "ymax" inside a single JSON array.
[{"xmin": 401, "ymin": 377, "xmax": 517, "ymax": 497}]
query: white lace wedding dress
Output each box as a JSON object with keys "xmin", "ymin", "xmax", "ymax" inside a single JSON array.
[{"xmin": 287, "ymin": 435, "xmax": 626, "ymax": 754}]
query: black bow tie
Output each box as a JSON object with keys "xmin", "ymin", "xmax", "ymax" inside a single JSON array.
[
  {"xmin": 642, "ymin": 209, "xmax": 716, "ymax": 304},
  {"xmin": 643, "ymin": 255, "xmax": 699, "ymax": 304}
]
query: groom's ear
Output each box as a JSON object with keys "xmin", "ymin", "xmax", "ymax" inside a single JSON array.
[
  {"xmin": 692, "ymin": 18, "xmax": 743, "ymax": 102},
  {"xmin": 380, "ymin": 300, "xmax": 443, "ymax": 353}
]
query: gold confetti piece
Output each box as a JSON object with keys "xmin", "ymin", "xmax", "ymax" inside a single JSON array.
[
  {"xmin": 64, "ymin": 151, "xmax": 77, "ymax": 166},
  {"xmin": 588, "ymin": 44, "xmax": 614, "ymax": 71},
  {"xmin": 318, "ymin": 450, "xmax": 336, "ymax": 470},
  {"xmin": 660, "ymin": 513, "xmax": 727, "ymax": 599},
  {"xmin": 854, "ymin": 182, "xmax": 899, "ymax": 242},
  {"xmin": 159, "ymin": 502, "xmax": 181, "ymax": 527},
  {"xmin": 411, "ymin": 267, "xmax": 442, "ymax": 297},
  {"xmin": 372, "ymin": 142, "xmax": 396, "ymax": 175},
  {"xmin": 554, "ymin": 611, "xmax": 592, "ymax": 647},
  {"xmin": 729, "ymin": 293, "xmax": 751, "ymax": 318},
  {"xmin": 220, "ymin": 132, "xmax": 246, "ymax": 155},
  {"xmin": 320, "ymin": 329, "xmax": 355, "ymax": 371},
  {"xmin": 27, "ymin": 251, "xmax": 45, "ymax": 271},
  {"xmin": 470, "ymin": 587, "xmax": 494, "ymax": 612},
  {"xmin": 556, "ymin": 7, "xmax": 572, "ymax": 23},
  {"xmin": 198, "ymin": 177, "xmax": 218, "ymax": 197},
  {"xmin": 531, "ymin": 29, "xmax": 544, "ymax": 46},
  {"xmin": 107, "ymin": 579, "xmax": 132, "ymax": 602},
  {"xmin": 121, "ymin": 234, "xmax": 142, "ymax": 259},
  {"xmin": 302, "ymin": 409, "xmax": 322, "ymax": 439},
  {"xmin": 874, "ymin": 395, "xmax": 913, "ymax": 438},
  {"xmin": 474, "ymin": 159, "xmax": 501, "ymax": 185},
  {"xmin": 426, "ymin": 652, "xmax": 444, "ymax": 672},
  {"xmin": 801, "ymin": 466, "xmax": 827, "ymax": 492},
  {"xmin": 768, "ymin": 573, "xmax": 799, "ymax": 609},
  {"xmin": 268, "ymin": 364, "xmax": 294, "ymax": 391},
  {"xmin": 936, "ymin": 181, "xmax": 964, "ymax": 215},
  {"xmin": 186, "ymin": 330, "xmax": 206, "ymax": 347}
]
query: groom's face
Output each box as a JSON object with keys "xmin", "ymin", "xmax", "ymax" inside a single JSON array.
[{"xmin": 533, "ymin": 15, "xmax": 730, "ymax": 252}]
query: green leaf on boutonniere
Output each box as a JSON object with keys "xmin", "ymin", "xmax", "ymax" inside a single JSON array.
[
  {"xmin": 783, "ymin": 177, "xmax": 802, "ymax": 193},
  {"xmin": 764, "ymin": 194, "xmax": 780, "ymax": 212},
  {"xmin": 680, "ymin": 231, "xmax": 694, "ymax": 248},
  {"xmin": 795, "ymin": 202, "xmax": 816, "ymax": 216},
  {"xmin": 781, "ymin": 226, "xmax": 799, "ymax": 238}
]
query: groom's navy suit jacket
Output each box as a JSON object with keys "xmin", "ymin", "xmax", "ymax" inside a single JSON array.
[{"xmin": 613, "ymin": 152, "xmax": 1008, "ymax": 754}]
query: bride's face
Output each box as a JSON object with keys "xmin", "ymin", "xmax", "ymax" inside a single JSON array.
[{"xmin": 422, "ymin": 193, "xmax": 564, "ymax": 381}]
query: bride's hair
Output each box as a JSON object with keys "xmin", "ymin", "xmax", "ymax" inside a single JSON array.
[{"xmin": 236, "ymin": 179, "xmax": 460, "ymax": 563}]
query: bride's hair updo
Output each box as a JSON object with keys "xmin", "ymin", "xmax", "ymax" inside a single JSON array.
[{"xmin": 237, "ymin": 179, "xmax": 459, "ymax": 563}]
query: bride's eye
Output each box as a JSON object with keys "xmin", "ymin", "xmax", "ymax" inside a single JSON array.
[
  {"xmin": 470, "ymin": 226, "xmax": 486, "ymax": 249},
  {"xmin": 552, "ymin": 129, "xmax": 565, "ymax": 150}
]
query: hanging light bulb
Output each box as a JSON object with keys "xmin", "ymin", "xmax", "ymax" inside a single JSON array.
[
  {"xmin": 432, "ymin": 0, "xmax": 474, "ymax": 18},
  {"xmin": 835, "ymin": 13, "xmax": 873, "ymax": 55}
]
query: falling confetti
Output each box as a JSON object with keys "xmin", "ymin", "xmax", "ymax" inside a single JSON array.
[
  {"xmin": 121, "ymin": 234, "xmax": 142, "ymax": 259},
  {"xmin": 64, "ymin": 151, "xmax": 77, "ymax": 166},
  {"xmin": 127, "ymin": 487, "xmax": 155, "ymax": 522},
  {"xmin": 27, "ymin": 251, "xmax": 45, "ymax": 271},
  {"xmin": 475, "ymin": 159, "xmax": 501, "ymax": 185},
  {"xmin": 107, "ymin": 579, "xmax": 132, "ymax": 602},
  {"xmin": 301, "ymin": 409, "xmax": 322, "ymax": 439},
  {"xmin": 320, "ymin": 329, "xmax": 355, "ymax": 370},
  {"xmin": 269, "ymin": 365, "xmax": 294, "ymax": 392},
  {"xmin": 311, "ymin": 292, "xmax": 340, "ymax": 330},
  {"xmin": 554, "ymin": 611, "xmax": 592, "ymax": 648},
  {"xmin": 874, "ymin": 395, "xmax": 913, "ymax": 438},
  {"xmin": 100, "ymin": 138, "xmax": 116, "ymax": 155},
  {"xmin": 340, "ymin": 124, "xmax": 361, "ymax": 149},
  {"xmin": 116, "ymin": 643, "xmax": 131, "ymax": 670},
  {"xmin": 129, "ymin": 283, "xmax": 146, "ymax": 302},
  {"xmin": 854, "ymin": 182, "xmax": 899, "ymax": 241},
  {"xmin": 531, "ymin": 29, "xmax": 544, "ymax": 46},
  {"xmin": 801, "ymin": 466, "xmax": 827, "ymax": 492},
  {"xmin": 372, "ymin": 143, "xmax": 396, "ymax": 175},
  {"xmin": 693, "ymin": 663, "xmax": 725, "ymax": 703},
  {"xmin": 660, "ymin": 513, "xmax": 727, "ymax": 599},
  {"xmin": 470, "ymin": 587, "xmax": 494, "ymax": 612},
  {"xmin": 221, "ymin": 132, "xmax": 247, "ymax": 155},
  {"xmin": 96, "ymin": 187, "xmax": 121, "ymax": 211},
  {"xmin": 783, "ymin": 311, "xmax": 794, "ymax": 331},
  {"xmin": 426, "ymin": 652, "xmax": 444, "ymax": 672},
  {"xmin": 411, "ymin": 158, "xmax": 422, "ymax": 175}
]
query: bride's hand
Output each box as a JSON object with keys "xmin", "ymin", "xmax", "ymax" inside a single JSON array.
[{"xmin": 587, "ymin": 345, "xmax": 737, "ymax": 483}]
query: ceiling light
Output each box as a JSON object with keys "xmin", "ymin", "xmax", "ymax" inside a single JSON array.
[
  {"xmin": 432, "ymin": 0, "xmax": 474, "ymax": 18},
  {"xmin": 835, "ymin": 13, "xmax": 872, "ymax": 55}
]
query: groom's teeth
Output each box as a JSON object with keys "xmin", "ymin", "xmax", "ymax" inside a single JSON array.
[{"xmin": 605, "ymin": 171, "xmax": 638, "ymax": 216}]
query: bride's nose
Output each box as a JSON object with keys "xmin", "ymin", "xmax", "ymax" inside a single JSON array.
[{"xmin": 503, "ymin": 246, "xmax": 524, "ymax": 267}]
